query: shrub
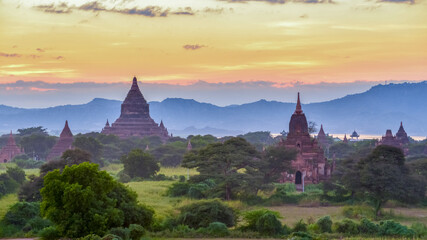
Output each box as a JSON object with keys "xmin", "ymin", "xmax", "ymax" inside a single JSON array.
[
  {"xmin": 411, "ymin": 222, "xmax": 427, "ymax": 238},
  {"xmin": 128, "ymin": 224, "xmax": 145, "ymax": 240},
  {"xmin": 6, "ymin": 166, "xmax": 26, "ymax": 184},
  {"xmin": 80, "ymin": 234, "xmax": 102, "ymax": 240},
  {"xmin": 316, "ymin": 215, "xmax": 332, "ymax": 233},
  {"xmin": 26, "ymin": 216, "xmax": 52, "ymax": 233},
  {"xmin": 167, "ymin": 182, "xmax": 190, "ymax": 197},
  {"xmin": 179, "ymin": 175, "xmax": 186, "ymax": 182},
  {"xmin": 378, "ymin": 220, "xmax": 415, "ymax": 237},
  {"xmin": 207, "ymin": 222, "xmax": 229, "ymax": 237},
  {"xmin": 3, "ymin": 202, "xmax": 40, "ymax": 227},
  {"xmin": 242, "ymin": 208, "xmax": 282, "ymax": 231},
  {"xmin": 108, "ymin": 227, "xmax": 130, "ymax": 240},
  {"xmin": 117, "ymin": 171, "xmax": 131, "ymax": 183},
  {"xmin": 256, "ymin": 212, "xmax": 283, "ymax": 236},
  {"xmin": 291, "ymin": 231, "xmax": 313, "ymax": 240},
  {"xmin": 13, "ymin": 158, "xmax": 44, "ymax": 169},
  {"xmin": 177, "ymin": 199, "xmax": 236, "ymax": 228},
  {"xmin": 333, "ymin": 218, "xmax": 359, "ymax": 235},
  {"xmin": 101, "ymin": 234, "xmax": 123, "ymax": 240},
  {"xmin": 342, "ymin": 205, "xmax": 374, "ymax": 219},
  {"xmin": 39, "ymin": 226, "xmax": 60, "ymax": 240},
  {"xmin": 358, "ymin": 217, "xmax": 379, "ymax": 234},
  {"xmin": 307, "ymin": 223, "xmax": 320, "ymax": 234},
  {"xmin": 293, "ymin": 219, "xmax": 308, "ymax": 232}
]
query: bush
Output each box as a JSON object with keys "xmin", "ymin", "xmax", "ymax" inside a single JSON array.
[
  {"xmin": 3, "ymin": 202, "xmax": 40, "ymax": 227},
  {"xmin": 378, "ymin": 220, "xmax": 415, "ymax": 237},
  {"xmin": 293, "ymin": 219, "xmax": 308, "ymax": 232},
  {"xmin": 411, "ymin": 222, "xmax": 427, "ymax": 238},
  {"xmin": 167, "ymin": 182, "xmax": 190, "ymax": 197},
  {"xmin": 177, "ymin": 199, "xmax": 236, "ymax": 228},
  {"xmin": 101, "ymin": 234, "xmax": 123, "ymax": 240},
  {"xmin": 333, "ymin": 218, "xmax": 359, "ymax": 234},
  {"xmin": 39, "ymin": 226, "xmax": 60, "ymax": 240},
  {"xmin": 242, "ymin": 208, "xmax": 281, "ymax": 231},
  {"xmin": 108, "ymin": 227, "xmax": 130, "ymax": 240},
  {"xmin": 80, "ymin": 234, "xmax": 102, "ymax": 240},
  {"xmin": 188, "ymin": 182, "xmax": 210, "ymax": 199},
  {"xmin": 207, "ymin": 222, "xmax": 229, "ymax": 237},
  {"xmin": 316, "ymin": 215, "xmax": 332, "ymax": 233},
  {"xmin": 307, "ymin": 223, "xmax": 320, "ymax": 234},
  {"xmin": 342, "ymin": 205, "xmax": 374, "ymax": 219},
  {"xmin": 358, "ymin": 217, "xmax": 379, "ymax": 234},
  {"xmin": 179, "ymin": 175, "xmax": 186, "ymax": 182},
  {"xmin": 256, "ymin": 212, "xmax": 283, "ymax": 236},
  {"xmin": 117, "ymin": 171, "xmax": 131, "ymax": 183},
  {"xmin": 128, "ymin": 224, "xmax": 145, "ymax": 240},
  {"xmin": 291, "ymin": 231, "xmax": 313, "ymax": 240},
  {"xmin": 13, "ymin": 158, "xmax": 44, "ymax": 169},
  {"xmin": 6, "ymin": 166, "xmax": 26, "ymax": 184},
  {"xmin": 26, "ymin": 217, "xmax": 52, "ymax": 233}
]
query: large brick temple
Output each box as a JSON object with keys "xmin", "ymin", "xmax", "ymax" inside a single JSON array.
[
  {"xmin": 102, "ymin": 77, "xmax": 170, "ymax": 140},
  {"xmin": 0, "ymin": 132, "xmax": 22, "ymax": 163},
  {"xmin": 279, "ymin": 93, "xmax": 332, "ymax": 190}
]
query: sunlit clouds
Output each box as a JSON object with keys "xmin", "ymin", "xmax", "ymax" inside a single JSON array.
[{"xmin": 0, "ymin": 0, "xmax": 426, "ymax": 86}]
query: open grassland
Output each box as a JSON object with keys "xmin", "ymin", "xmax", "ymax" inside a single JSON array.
[{"xmin": 102, "ymin": 164, "xmax": 198, "ymax": 178}]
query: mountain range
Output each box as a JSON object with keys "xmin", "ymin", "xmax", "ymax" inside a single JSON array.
[{"xmin": 0, "ymin": 81, "xmax": 426, "ymax": 137}]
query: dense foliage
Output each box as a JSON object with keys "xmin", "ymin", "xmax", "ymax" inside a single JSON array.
[
  {"xmin": 121, "ymin": 149, "xmax": 159, "ymax": 179},
  {"xmin": 40, "ymin": 162, "xmax": 154, "ymax": 238}
]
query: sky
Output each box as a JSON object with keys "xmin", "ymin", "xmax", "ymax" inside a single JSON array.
[{"xmin": 0, "ymin": 0, "xmax": 426, "ymax": 107}]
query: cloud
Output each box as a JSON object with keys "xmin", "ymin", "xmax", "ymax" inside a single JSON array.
[
  {"xmin": 377, "ymin": 0, "xmax": 415, "ymax": 3},
  {"xmin": 56, "ymin": 56, "xmax": 64, "ymax": 60},
  {"xmin": 34, "ymin": 3, "xmax": 72, "ymax": 14},
  {"xmin": 36, "ymin": 48, "xmax": 45, "ymax": 53},
  {"xmin": 33, "ymin": 1, "xmax": 198, "ymax": 17},
  {"xmin": 0, "ymin": 52, "xmax": 22, "ymax": 58},
  {"xmin": 183, "ymin": 44, "xmax": 206, "ymax": 50},
  {"xmin": 218, "ymin": 0, "xmax": 334, "ymax": 4}
]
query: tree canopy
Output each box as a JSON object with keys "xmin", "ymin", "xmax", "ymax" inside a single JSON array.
[{"xmin": 121, "ymin": 149, "xmax": 159, "ymax": 179}]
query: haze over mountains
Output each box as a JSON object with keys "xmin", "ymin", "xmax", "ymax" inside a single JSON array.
[{"xmin": 0, "ymin": 81, "xmax": 426, "ymax": 137}]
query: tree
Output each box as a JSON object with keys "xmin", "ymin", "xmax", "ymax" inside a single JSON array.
[
  {"xmin": 41, "ymin": 162, "xmax": 154, "ymax": 238},
  {"xmin": 20, "ymin": 134, "xmax": 56, "ymax": 160},
  {"xmin": 6, "ymin": 166, "xmax": 26, "ymax": 184},
  {"xmin": 17, "ymin": 126, "xmax": 48, "ymax": 136},
  {"xmin": 73, "ymin": 136, "xmax": 103, "ymax": 164},
  {"xmin": 182, "ymin": 137, "xmax": 262, "ymax": 200},
  {"xmin": 150, "ymin": 144, "xmax": 186, "ymax": 167},
  {"xmin": 260, "ymin": 145, "xmax": 296, "ymax": 185},
  {"xmin": 121, "ymin": 149, "xmax": 159, "ymax": 179},
  {"xmin": 357, "ymin": 145, "xmax": 425, "ymax": 217},
  {"xmin": 308, "ymin": 121, "xmax": 318, "ymax": 134}
]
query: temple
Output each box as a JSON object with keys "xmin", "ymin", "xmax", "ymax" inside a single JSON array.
[
  {"xmin": 0, "ymin": 132, "xmax": 22, "ymax": 163},
  {"xmin": 102, "ymin": 77, "xmax": 170, "ymax": 140},
  {"xmin": 343, "ymin": 134, "xmax": 348, "ymax": 144},
  {"xmin": 47, "ymin": 121, "xmax": 74, "ymax": 161},
  {"xmin": 279, "ymin": 93, "xmax": 331, "ymax": 190},
  {"xmin": 350, "ymin": 130, "xmax": 360, "ymax": 141},
  {"xmin": 378, "ymin": 122, "xmax": 410, "ymax": 154},
  {"xmin": 316, "ymin": 124, "xmax": 330, "ymax": 155},
  {"xmin": 396, "ymin": 122, "xmax": 410, "ymax": 145}
]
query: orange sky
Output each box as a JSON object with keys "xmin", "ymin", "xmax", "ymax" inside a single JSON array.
[{"xmin": 0, "ymin": 0, "xmax": 426, "ymax": 85}]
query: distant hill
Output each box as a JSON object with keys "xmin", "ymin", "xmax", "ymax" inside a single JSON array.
[{"xmin": 0, "ymin": 81, "xmax": 426, "ymax": 137}]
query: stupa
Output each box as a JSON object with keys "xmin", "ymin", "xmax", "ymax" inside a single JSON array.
[
  {"xmin": 47, "ymin": 120, "xmax": 73, "ymax": 161},
  {"xmin": 279, "ymin": 93, "xmax": 331, "ymax": 190},
  {"xmin": 396, "ymin": 122, "xmax": 409, "ymax": 145},
  {"xmin": 102, "ymin": 77, "xmax": 170, "ymax": 140},
  {"xmin": 0, "ymin": 132, "xmax": 22, "ymax": 163}
]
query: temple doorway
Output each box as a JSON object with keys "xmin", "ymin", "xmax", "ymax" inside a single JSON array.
[{"xmin": 295, "ymin": 171, "xmax": 302, "ymax": 184}]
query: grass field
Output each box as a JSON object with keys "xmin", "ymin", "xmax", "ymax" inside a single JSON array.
[
  {"xmin": 0, "ymin": 163, "xmax": 40, "ymax": 177},
  {"xmin": 0, "ymin": 194, "xmax": 18, "ymax": 219}
]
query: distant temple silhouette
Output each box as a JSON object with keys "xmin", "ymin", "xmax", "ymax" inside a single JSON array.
[
  {"xmin": 47, "ymin": 120, "xmax": 73, "ymax": 161},
  {"xmin": 279, "ymin": 93, "xmax": 332, "ymax": 190},
  {"xmin": 377, "ymin": 122, "xmax": 410, "ymax": 154},
  {"xmin": 102, "ymin": 77, "xmax": 170, "ymax": 140},
  {"xmin": 0, "ymin": 131, "xmax": 22, "ymax": 163}
]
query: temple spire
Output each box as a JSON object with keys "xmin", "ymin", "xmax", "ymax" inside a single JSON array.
[
  {"xmin": 187, "ymin": 140, "xmax": 192, "ymax": 151},
  {"xmin": 60, "ymin": 120, "xmax": 73, "ymax": 138},
  {"xmin": 295, "ymin": 92, "xmax": 303, "ymax": 114},
  {"xmin": 105, "ymin": 119, "xmax": 110, "ymax": 127}
]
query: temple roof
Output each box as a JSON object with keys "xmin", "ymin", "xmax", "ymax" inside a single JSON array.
[
  {"xmin": 318, "ymin": 124, "xmax": 326, "ymax": 137},
  {"xmin": 123, "ymin": 77, "xmax": 147, "ymax": 105},
  {"xmin": 343, "ymin": 134, "xmax": 348, "ymax": 143},
  {"xmin": 351, "ymin": 130, "xmax": 359, "ymax": 138},
  {"xmin": 288, "ymin": 93, "xmax": 308, "ymax": 136},
  {"xmin": 60, "ymin": 120, "xmax": 73, "ymax": 138}
]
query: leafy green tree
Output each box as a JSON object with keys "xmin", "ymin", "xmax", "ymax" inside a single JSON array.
[
  {"xmin": 182, "ymin": 137, "xmax": 262, "ymax": 200},
  {"xmin": 260, "ymin": 145, "xmax": 296, "ymax": 185},
  {"xmin": 357, "ymin": 145, "xmax": 425, "ymax": 217},
  {"xmin": 17, "ymin": 126, "xmax": 48, "ymax": 136},
  {"xmin": 238, "ymin": 131, "xmax": 275, "ymax": 150},
  {"xmin": 150, "ymin": 144, "xmax": 186, "ymax": 167},
  {"xmin": 61, "ymin": 148, "xmax": 92, "ymax": 165},
  {"xmin": 177, "ymin": 200, "xmax": 236, "ymax": 228},
  {"xmin": 6, "ymin": 166, "xmax": 26, "ymax": 184},
  {"xmin": 121, "ymin": 149, "xmax": 159, "ymax": 179},
  {"xmin": 186, "ymin": 135, "xmax": 217, "ymax": 149},
  {"xmin": 20, "ymin": 134, "xmax": 56, "ymax": 160},
  {"xmin": 41, "ymin": 162, "xmax": 154, "ymax": 238},
  {"xmin": 73, "ymin": 136, "xmax": 103, "ymax": 164}
]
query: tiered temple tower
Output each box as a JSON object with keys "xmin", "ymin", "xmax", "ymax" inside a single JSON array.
[
  {"xmin": 102, "ymin": 77, "xmax": 170, "ymax": 140},
  {"xmin": 279, "ymin": 93, "xmax": 330, "ymax": 190},
  {"xmin": 316, "ymin": 124, "xmax": 330, "ymax": 155},
  {"xmin": 396, "ymin": 122, "xmax": 409, "ymax": 145},
  {"xmin": 47, "ymin": 120, "xmax": 73, "ymax": 161},
  {"xmin": 0, "ymin": 132, "xmax": 22, "ymax": 163}
]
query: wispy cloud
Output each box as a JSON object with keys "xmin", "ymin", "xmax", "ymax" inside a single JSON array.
[
  {"xmin": 378, "ymin": 0, "xmax": 415, "ymax": 4},
  {"xmin": 0, "ymin": 52, "xmax": 22, "ymax": 58},
  {"xmin": 34, "ymin": 1, "xmax": 197, "ymax": 17},
  {"xmin": 0, "ymin": 69, "xmax": 74, "ymax": 76},
  {"xmin": 36, "ymin": 48, "xmax": 45, "ymax": 53},
  {"xmin": 218, "ymin": 0, "xmax": 334, "ymax": 4},
  {"xmin": 183, "ymin": 44, "xmax": 206, "ymax": 50},
  {"xmin": 0, "ymin": 64, "xmax": 30, "ymax": 68}
]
